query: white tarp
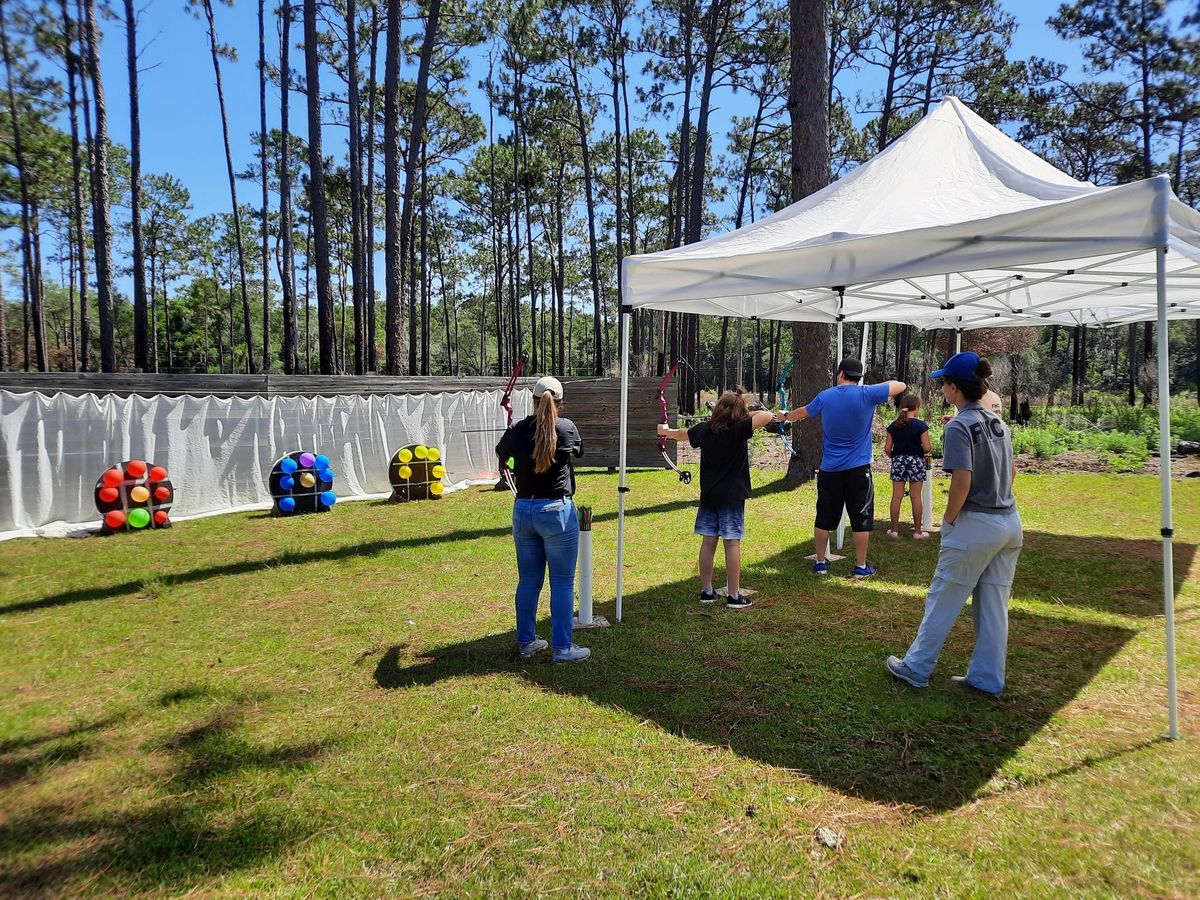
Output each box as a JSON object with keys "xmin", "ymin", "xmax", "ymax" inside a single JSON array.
[
  {"xmin": 0, "ymin": 389, "xmax": 530, "ymax": 540},
  {"xmin": 622, "ymin": 97, "xmax": 1200, "ymax": 329}
]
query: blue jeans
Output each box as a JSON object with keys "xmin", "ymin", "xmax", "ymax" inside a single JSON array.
[
  {"xmin": 513, "ymin": 498, "xmax": 579, "ymax": 650},
  {"xmin": 903, "ymin": 509, "xmax": 1023, "ymax": 693}
]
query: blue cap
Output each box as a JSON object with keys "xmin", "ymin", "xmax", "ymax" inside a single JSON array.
[{"xmin": 930, "ymin": 351, "xmax": 983, "ymax": 382}]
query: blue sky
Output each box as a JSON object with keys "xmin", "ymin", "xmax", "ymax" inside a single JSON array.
[{"xmin": 93, "ymin": 0, "xmax": 1086, "ymax": 227}]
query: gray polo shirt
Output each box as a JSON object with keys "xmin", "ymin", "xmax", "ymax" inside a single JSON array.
[{"xmin": 942, "ymin": 404, "xmax": 1016, "ymax": 514}]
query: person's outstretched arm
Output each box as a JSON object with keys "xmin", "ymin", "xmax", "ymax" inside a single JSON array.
[
  {"xmin": 657, "ymin": 423, "xmax": 689, "ymax": 442},
  {"xmin": 886, "ymin": 380, "xmax": 907, "ymax": 397},
  {"xmin": 750, "ymin": 410, "xmax": 776, "ymax": 430}
]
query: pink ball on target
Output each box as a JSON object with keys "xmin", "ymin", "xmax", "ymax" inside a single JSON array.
[{"xmin": 298, "ymin": 452, "xmax": 316, "ymax": 468}]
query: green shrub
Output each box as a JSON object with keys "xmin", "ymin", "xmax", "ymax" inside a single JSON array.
[{"xmin": 1012, "ymin": 426, "xmax": 1059, "ymax": 459}]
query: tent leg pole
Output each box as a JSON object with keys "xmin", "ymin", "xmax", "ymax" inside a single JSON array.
[
  {"xmin": 836, "ymin": 317, "xmax": 846, "ymax": 550},
  {"xmin": 615, "ymin": 310, "xmax": 632, "ymax": 624},
  {"xmin": 1155, "ymin": 246, "xmax": 1179, "ymax": 739},
  {"xmin": 955, "ymin": 329, "xmax": 962, "ymax": 354}
]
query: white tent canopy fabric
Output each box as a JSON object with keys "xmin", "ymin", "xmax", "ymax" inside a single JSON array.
[
  {"xmin": 622, "ymin": 98, "xmax": 1200, "ymax": 331},
  {"xmin": 615, "ymin": 97, "xmax": 1183, "ymax": 740}
]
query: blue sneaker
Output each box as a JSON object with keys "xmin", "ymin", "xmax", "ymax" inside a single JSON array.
[
  {"xmin": 887, "ymin": 655, "xmax": 929, "ymax": 688},
  {"xmin": 812, "ymin": 560, "xmax": 829, "ymax": 575},
  {"xmin": 853, "ymin": 565, "xmax": 876, "ymax": 579},
  {"xmin": 725, "ymin": 594, "xmax": 753, "ymax": 610},
  {"xmin": 699, "ymin": 589, "xmax": 717, "ymax": 604},
  {"xmin": 552, "ymin": 644, "xmax": 591, "ymax": 664}
]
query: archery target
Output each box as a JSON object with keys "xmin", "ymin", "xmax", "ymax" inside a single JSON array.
[
  {"xmin": 94, "ymin": 460, "xmax": 174, "ymax": 534},
  {"xmin": 271, "ymin": 450, "xmax": 336, "ymax": 516},
  {"xmin": 389, "ymin": 443, "xmax": 445, "ymax": 501}
]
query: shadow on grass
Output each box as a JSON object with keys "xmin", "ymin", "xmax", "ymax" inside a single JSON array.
[
  {"xmin": 1, "ymin": 494, "xmax": 700, "ymax": 616},
  {"xmin": 0, "ymin": 693, "xmax": 332, "ymax": 895},
  {"xmin": 372, "ymin": 530, "xmax": 1175, "ymax": 812}
]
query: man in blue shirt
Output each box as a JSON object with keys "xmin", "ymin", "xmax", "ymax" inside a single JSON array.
[{"xmin": 778, "ymin": 358, "xmax": 906, "ymax": 578}]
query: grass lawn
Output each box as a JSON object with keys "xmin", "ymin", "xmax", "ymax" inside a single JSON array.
[{"xmin": 2, "ymin": 469, "xmax": 1198, "ymax": 896}]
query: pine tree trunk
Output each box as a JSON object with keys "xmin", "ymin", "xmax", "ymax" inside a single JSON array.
[
  {"xmin": 278, "ymin": 0, "xmax": 297, "ymax": 373},
  {"xmin": 258, "ymin": 0, "xmax": 270, "ymax": 371},
  {"xmin": 80, "ymin": 0, "xmax": 115, "ymax": 371},
  {"xmin": 420, "ymin": 141, "xmax": 429, "ymax": 375},
  {"xmin": 123, "ymin": 0, "xmax": 148, "ymax": 370},
  {"xmin": 568, "ymin": 57, "xmax": 603, "ymax": 376},
  {"xmin": 302, "ymin": 0, "xmax": 335, "ymax": 373},
  {"xmin": 364, "ymin": 4, "xmax": 379, "ymax": 371},
  {"xmin": 346, "ymin": 0, "xmax": 365, "ymax": 375},
  {"xmin": 787, "ymin": 0, "xmax": 833, "ymax": 483},
  {"xmin": 383, "ymin": 0, "xmax": 403, "ymax": 373},
  {"xmin": 203, "ymin": 0, "xmax": 256, "ymax": 373},
  {"xmin": 63, "ymin": 0, "xmax": 88, "ymax": 370}
]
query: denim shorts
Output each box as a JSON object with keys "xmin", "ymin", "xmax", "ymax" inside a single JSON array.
[{"xmin": 694, "ymin": 503, "xmax": 746, "ymax": 540}]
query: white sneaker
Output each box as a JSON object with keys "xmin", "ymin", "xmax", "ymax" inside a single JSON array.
[
  {"xmin": 552, "ymin": 644, "xmax": 591, "ymax": 663},
  {"xmin": 886, "ymin": 529, "xmax": 900, "ymax": 538},
  {"xmin": 518, "ymin": 637, "xmax": 548, "ymax": 658}
]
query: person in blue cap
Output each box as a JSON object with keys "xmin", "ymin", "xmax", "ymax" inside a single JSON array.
[
  {"xmin": 776, "ymin": 358, "xmax": 907, "ymax": 578},
  {"xmin": 886, "ymin": 352, "xmax": 1023, "ymax": 695}
]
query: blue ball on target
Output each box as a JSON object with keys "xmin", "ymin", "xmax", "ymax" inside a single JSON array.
[
  {"xmin": 319, "ymin": 469, "xmax": 334, "ymax": 482},
  {"xmin": 315, "ymin": 454, "xmax": 330, "ymax": 469},
  {"xmin": 319, "ymin": 490, "xmax": 337, "ymax": 507},
  {"xmin": 280, "ymin": 475, "xmax": 295, "ymax": 490},
  {"xmin": 279, "ymin": 496, "xmax": 297, "ymax": 513},
  {"xmin": 281, "ymin": 458, "xmax": 299, "ymax": 474}
]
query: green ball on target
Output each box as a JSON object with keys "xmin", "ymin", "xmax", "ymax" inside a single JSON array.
[{"xmin": 128, "ymin": 508, "xmax": 151, "ymax": 529}]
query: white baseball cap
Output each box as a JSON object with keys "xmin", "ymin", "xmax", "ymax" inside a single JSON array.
[{"xmin": 533, "ymin": 375, "xmax": 564, "ymax": 400}]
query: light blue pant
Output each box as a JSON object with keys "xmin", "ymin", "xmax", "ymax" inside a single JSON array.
[
  {"xmin": 903, "ymin": 509, "xmax": 1023, "ymax": 693},
  {"xmin": 513, "ymin": 498, "xmax": 579, "ymax": 651}
]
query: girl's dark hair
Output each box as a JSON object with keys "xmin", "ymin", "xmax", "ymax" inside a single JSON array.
[
  {"xmin": 892, "ymin": 392, "xmax": 920, "ymax": 429},
  {"xmin": 945, "ymin": 357, "xmax": 994, "ymax": 402},
  {"xmin": 709, "ymin": 391, "xmax": 749, "ymax": 433}
]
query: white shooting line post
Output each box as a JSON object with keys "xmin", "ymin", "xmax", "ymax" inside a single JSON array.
[
  {"xmin": 615, "ymin": 309, "xmax": 632, "ymax": 623},
  {"xmin": 1156, "ymin": 246, "xmax": 1179, "ymax": 740},
  {"xmin": 835, "ymin": 306, "xmax": 847, "ymax": 551}
]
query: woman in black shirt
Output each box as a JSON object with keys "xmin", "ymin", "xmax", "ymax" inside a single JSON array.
[{"xmin": 496, "ymin": 376, "xmax": 589, "ymax": 663}]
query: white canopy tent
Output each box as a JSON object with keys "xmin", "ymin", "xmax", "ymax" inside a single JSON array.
[{"xmin": 615, "ymin": 97, "xmax": 1199, "ymax": 740}]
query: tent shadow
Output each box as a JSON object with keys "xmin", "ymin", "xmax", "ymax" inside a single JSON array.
[{"xmin": 374, "ymin": 535, "xmax": 1153, "ymax": 812}]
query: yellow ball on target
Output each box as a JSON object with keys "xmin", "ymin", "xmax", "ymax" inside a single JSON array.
[
  {"xmin": 129, "ymin": 485, "xmax": 150, "ymax": 503},
  {"xmin": 398, "ymin": 448, "xmax": 413, "ymax": 463},
  {"xmin": 432, "ymin": 464, "xmax": 446, "ymax": 479},
  {"xmin": 427, "ymin": 447, "xmax": 441, "ymax": 462},
  {"xmin": 399, "ymin": 465, "xmax": 412, "ymax": 480},
  {"xmin": 430, "ymin": 481, "xmax": 444, "ymax": 496},
  {"xmin": 300, "ymin": 472, "xmax": 316, "ymax": 488},
  {"xmin": 414, "ymin": 445, "xmax": 428, "ymax": 460}
]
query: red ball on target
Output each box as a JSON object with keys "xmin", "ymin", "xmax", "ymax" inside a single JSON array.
[
  {"xmin": 104, "ymin": 510, "xmax": 126, "ymax": 529},
  {"xmin": 126, "ymin": 459, "xmax": 148, "ymax": 478},
  {"xmin": 98, "ymin": 486, "xmax": 120, "ymax": 504},
  {"xmin": 153, "ymin": 510, "xmax": 169, "ymax": 526},
  {"xmin": 154, "ymin": 486, "xmax": 171, "ymax": 501},
  {"xmin": 102, "ymin": 467, "xmax": 124, "ymax": 488},
  {"xmin": 149, "ymin": 466, "xmax": 168, "ymax": 483}
]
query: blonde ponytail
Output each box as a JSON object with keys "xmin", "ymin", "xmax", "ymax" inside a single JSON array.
[{"xmin": 533, "ymin": 393, "xmax": 559, "ymax": 473}]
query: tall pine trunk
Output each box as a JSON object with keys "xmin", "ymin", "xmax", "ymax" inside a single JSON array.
[
  {"xmin": 786, "ymin": 0, "xmax": 832, "ymax": 483},
  {"xmin": 258, "ymin": 0, "xmax": 270, "ymax": 370},
  {"xmin": 278, "ymin": 0, "xmax": 298, "ymax": 373},
  {"xmin": 383, "ymin": 0, "xmax": 403, "ymax": 373},
  {"xmin": 303, "ymin": 0, "xmax": 335, "ymax": 373},
  {"xmin": 202, "ymin": 0, "xmax": 256, "ymax": 373},
  {"xmin": 346, "ymin": 0, "xmax": 365, "ymax": 374},
  {"xmin": 81, "ymin": 0, "xmax": 116, "ymax": 372},
  {"xmin": 364, "ymin": 4, "xmax": 379, "ymax": 370},
  {"xmin": 63, "ymin": 0, "xmax": 89, "ymax": 370},
  {"xmin": 123, "ymin": 0, "xmax": 148, "ymax": 370}
]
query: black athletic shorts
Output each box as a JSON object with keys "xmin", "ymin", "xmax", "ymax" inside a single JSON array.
[{"xmin": 815, "ymin": 464, "xmax": 874, "ymax": 533}]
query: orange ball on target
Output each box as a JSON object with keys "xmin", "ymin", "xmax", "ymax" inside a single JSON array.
[{"xmin": 130, "ymin": 485, "xmax": 150, "ymax": 503}]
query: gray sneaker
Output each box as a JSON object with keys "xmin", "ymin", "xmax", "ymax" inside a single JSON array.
[
  {"xmin": 518, "ymin": 637, "xmax": 548, "ymax": 658},
  {"xmin": 886, "ymin": 655, "xmax": 929, "ymax": 688},
  {"xmin": 950, "ymin": 675, "xmax": 1001, "ymax": 696},
  {"xmin": 552, "ymin": 644, "xmax": 591, "ymax": 664}
]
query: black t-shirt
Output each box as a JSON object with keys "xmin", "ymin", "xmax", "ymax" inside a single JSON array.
[
  {"xmin": 496, "ymin": 416, "xmax": 583, "ymax": 498},
  {"xmin": 886, "ymin": 418, "xmax": 929, "ymax": 456},
  {"xmin": 687, "ymin": 417, "xmax": 754, "ymax": 508}
]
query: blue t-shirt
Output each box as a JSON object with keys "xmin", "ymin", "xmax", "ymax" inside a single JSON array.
[{"xmin": 803, "ymin": 382, "xmax": 892, "ymax": 472}]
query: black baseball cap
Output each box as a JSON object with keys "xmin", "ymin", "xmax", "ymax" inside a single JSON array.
[{"xmin": 837, "ymin": 357, "xmax": 864, "ymax": 379}]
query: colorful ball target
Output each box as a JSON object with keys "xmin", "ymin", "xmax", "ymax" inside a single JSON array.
[
  {"xmin": 270, "ymin": 450, "xmax": 336, "ymax": 516},
  {"xmin": 388, "ymin": 443, "xmax": 446, "ymax": 502},
  {"xmin": 94, "ymin": 459, "xmax": 173, "ymax": 534}
]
